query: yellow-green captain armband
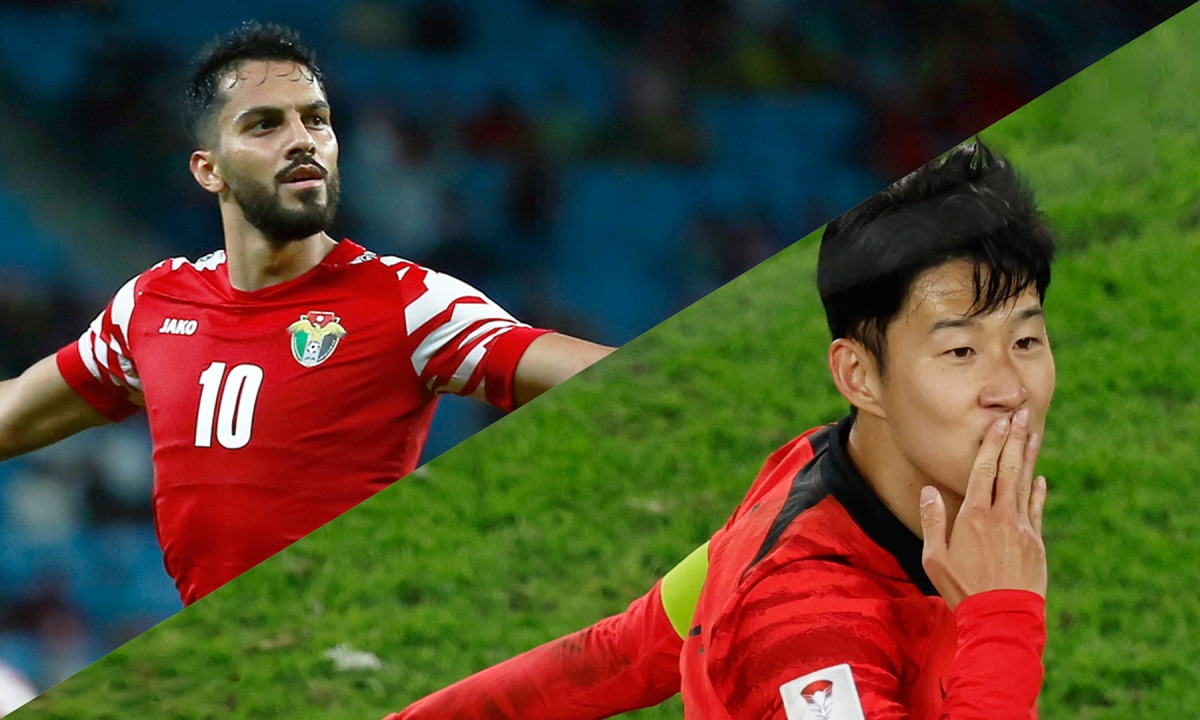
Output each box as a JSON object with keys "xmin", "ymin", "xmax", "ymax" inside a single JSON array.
[{"xmin": 659, "ymin": 541, "xmax": 710, "ymax": 638}]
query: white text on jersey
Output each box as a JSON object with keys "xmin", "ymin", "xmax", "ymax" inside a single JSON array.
[{"xmin": 159, "ymin": 318, "xmax": 199, "ymax": 336}]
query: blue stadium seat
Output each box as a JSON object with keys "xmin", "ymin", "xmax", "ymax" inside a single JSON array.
[
  {"xmin": 0, "ymin": 192, "xmax": 63, "ymax": 278},
  {"xmin": 695, "ymin": 167, "xmax": 757, "ymax": 217},
  {"xmin": 302, "ymin": 2, "xmax": 619, "ymax": 121},
  {"xmin": 465, "ymin": 14, "xmax": 616, "ymax": 116},
  {"xmin": 826, "ymin": 167, "xmax": 885, "ymax": 217},
  {"xmin": 523, "ymin": 15, "xmax": 618, "ymax": 116},
  {"xmin": 421, "ymin": 394, "xmax": 488, "ymax": 464},
  {"xmin": 116, "ymin": 0, "xmax": 340, "ymax": 51},
  {"xmin": 66, "ymin": 524, "xmax": 180, "ymax": 631},
  {"xmin": 457, "ymin": 159, "xmax": 512, "ymax": 240},
  {"xmin": 0, "ymin": 632, "xmax": 41, "ymax": 689},
  {"xmin": 326, "ymin": 51, "xmax": 461, "ymax": 119},
  {"xmin": 0, "ymin": 7, "xmax": 99, "ymax": 105},
  {"xmin": 0, "ymin": 462, "xmax": 12, "ymax": 532},
  {"xmin": 695, "ymin": 92, "xmax": 868, "ymax": 231},
  {"xmin": 469, "ymin": 0, "xmax": 541, "ymax": 53},
  {"xmin": 329, "ymin": 2, "xmax": 618, "ymax": 118},
  {"xmin": 697, "ymin": 91, "xmax": 864, "ymax": 168},
  {"xmin": 553, "ymin": 165, "xmax": 700, "ymax": 343},
  {"xmin": 0, "ymin": 528, "xmax": 80, "ymax": 592}
]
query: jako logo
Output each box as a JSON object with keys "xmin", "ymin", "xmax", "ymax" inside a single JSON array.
[{"xmin": 159, "ymin": 318, "xmax": 199, "ymax": 335}]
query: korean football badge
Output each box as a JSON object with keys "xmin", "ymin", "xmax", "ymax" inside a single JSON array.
[
  {"xmin": 779, "ymin": 663, "xmax": 866, "ymax": 720},
  {"xmin": 287, "ymin": 311, "xmax": 347, "ymax": 368}
]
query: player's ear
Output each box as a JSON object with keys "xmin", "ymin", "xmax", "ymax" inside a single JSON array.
[
  {"xmin": 189, "ymin": 150, "xmax": 225, "ymax": 194},
  {"xmin": 828, "ymin": 338, "xmax": 886, "ymax": 419}
]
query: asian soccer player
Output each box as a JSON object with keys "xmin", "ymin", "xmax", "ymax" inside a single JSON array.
[
  {"xmin": 0, "ymin": 22, "xmax": 611, "ymax": 605},
  {"xmin": 386, "ymin": 140, "xmax": 1054, "ymax": 719}
]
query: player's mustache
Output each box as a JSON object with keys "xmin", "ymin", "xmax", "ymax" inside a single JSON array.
[{"xmin": 276, "ymin": 157, "xmax": 328, "ymax": 183}]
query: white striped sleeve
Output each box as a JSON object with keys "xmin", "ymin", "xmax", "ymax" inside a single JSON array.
[
  {"xmin": 395, "ymin": 263, "xmax": 533, "ymax": 398},
  {"xmin": 77, "ymin": 274, "xmax": 142, "ymax": 392}
]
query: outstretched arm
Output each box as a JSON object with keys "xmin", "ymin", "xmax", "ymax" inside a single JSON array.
[
  {"xmin": 383, "ymin": 542, "xmax": 710, "ymax": 720},
  {"xmin": 0, "ymin": 354, "xmax": 112, "ymax": 462},
  {"xmin": 385, "ymin": 580, "xmax": 683, "ymax": 720},
  {"xmin": 392, "ymin": 262, "xmax": 613, "ymax": 411},
  {"xmin": 506, "ymin": 333, "xmax": 614, "ymax": 409}
]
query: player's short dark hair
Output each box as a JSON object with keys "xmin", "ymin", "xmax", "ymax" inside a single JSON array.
[
  {"xmin": 184, "ymin": 21, "xmax": 325, "ymax": 149},
  {"xmin": 818, "ymin": 140, "xmax": 1055, "ymax": 372}
]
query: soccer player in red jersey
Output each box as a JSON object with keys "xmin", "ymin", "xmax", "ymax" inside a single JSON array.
[
  {"xmin": 385, "ymin": 141, "xmax": 1054, "ymax": 719},
  {"xmin": 0, "ymin": 23, "xmax": 611, "ymax": 605}
]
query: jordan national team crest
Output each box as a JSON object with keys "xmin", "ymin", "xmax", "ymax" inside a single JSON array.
[{"xmin": 287, "ymin": 311, "xmax": 347, "ymax": 368}]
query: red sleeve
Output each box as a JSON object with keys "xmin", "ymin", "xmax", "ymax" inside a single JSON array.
[
  {"xmin": 710, "ymin": 564, "xmax": 1044, "ymax": 720},
  {"xmin": 54, "ymin": 273, "xmax": 144, "ymax": 422},
  {"xmin": 394, "ymin": 263, "xmax": 552, "ymax": 411},
  {"xmin": 55, "ymin": 345, "xmax": 140, "ymax": 421},
  {"xmin": 944, "ymin": 589, "xmax": 1045, "ymax": 719},
  {"xmin": 386, "ymin": 581, "xmax": 682, "ymax": 720},
  {"xmin": 481, "ymin": 326, "xmax": 555, "ymax": 412},
  {"xmin": 711, "ymin": 561, "xmax": 909, "ymax": 720}
]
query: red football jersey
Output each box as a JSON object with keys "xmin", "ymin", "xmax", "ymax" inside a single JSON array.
[
  {"xmin": 389, "ymin": 419, "xmax": 1045, "ymax": 720},
  {"xmin": 680, "ymin": 420, "xmax": 1044, "ymax": 719},
  {"xmin": 56, "ymin": 239, "xmax": 550, "ymax": 604}
]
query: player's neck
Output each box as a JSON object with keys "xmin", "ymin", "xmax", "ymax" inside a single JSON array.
[
  {"xmin": 845, "ymin": 416, "xmax": 964, "ymax": 539},
  {"xmin": 223, "ymin": 226, "xmax": 337, "ymax": 292}
]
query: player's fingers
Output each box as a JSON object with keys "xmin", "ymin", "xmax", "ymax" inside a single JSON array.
[
  {"xmin": 964, "ymin": 416, "xmax": 1009, "ymax": 508},
  {"xmin": 1029, "ymin": 475, "xmax": 1048, "ymax": 535},
  {"xmin": 919, "ymin": 486, "xmax": 948, "ymax": 566},
  {"xmin": 994, "ymin": 407, "xmax": 1031, "ymax": 508},
  {"xmin": 1014, "ymin": 430, "xmax": 1041, "ymax": 520}
]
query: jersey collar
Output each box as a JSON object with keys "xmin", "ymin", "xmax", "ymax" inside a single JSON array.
[
  {"xmin": 219, "ymin": 238, "xmax": 365, "ymax": 301},
  {"xmin": 825, "ymin": 416, "xmax": 938, "ymax": 596}
]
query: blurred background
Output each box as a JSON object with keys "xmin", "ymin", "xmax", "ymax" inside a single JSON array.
[{"xmin": 0, "ymin": 0, "xmax": 1189, "ymax": 701}]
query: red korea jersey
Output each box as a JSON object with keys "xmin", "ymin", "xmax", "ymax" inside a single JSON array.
[
  {"xmin": 56, "ymin": 239, "xmax": 550, "ymax": 604},
  {"xmin": 681, "ymin": 419, "xmax": 1045, "ymax": 719},
  {"xmin": 388, "ymin": 418, "xmax": 1044, "ymax": 720}
]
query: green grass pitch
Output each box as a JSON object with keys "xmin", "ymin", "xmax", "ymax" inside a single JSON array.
[{"xmin": 18, "ymin": 6, "xmax": 1200, "ymax": 719}]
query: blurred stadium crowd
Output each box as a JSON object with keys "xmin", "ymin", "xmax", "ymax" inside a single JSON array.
[{"xmin": 0, "ymin": 0, "xmax": 1187, "ymax": 699}]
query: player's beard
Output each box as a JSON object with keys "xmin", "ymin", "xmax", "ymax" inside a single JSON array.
[{"xmin": 226, "ymin": 163, "xmax": 341, "ymax": 245}]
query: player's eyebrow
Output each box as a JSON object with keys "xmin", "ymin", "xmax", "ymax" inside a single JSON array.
[
  {"xmin": 928, "ymin": 316, "xmax": 977, "ymax": 334},
  {"xmin": 233, "ymin": 100, "xmax": 330, "ymax": 125},
  {"xmin": 928, "ymin": 305, "xmax": 1044, "ymax": 335},
  {"xmin": 1013, "ymin": 306, "xmax": 1045, "ymax": 323},
  {"xmin": 233, "ymin": 105, "xmax": 282, "ymax": 125}
]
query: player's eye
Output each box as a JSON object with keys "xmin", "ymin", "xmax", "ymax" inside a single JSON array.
[
  {"xmin": 946, "ymin": 346, "xmax": 975, "ymax": 359},
  {"xmin": 1015, "ymin": 336, "xmax": 1041, "ymax": 350}
]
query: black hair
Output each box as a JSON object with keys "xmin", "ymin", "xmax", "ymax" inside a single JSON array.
[
  {"xmin": 183, "ymin": 21, "xmax": 325, "ymax": 148},
  {"xmin": 818, "ymin": 140, "xmax": 1055, "ymax": 371}
]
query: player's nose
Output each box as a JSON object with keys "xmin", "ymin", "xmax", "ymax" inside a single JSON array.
[
  {"xmin": 979, "ymin": 353, "xmax": 1028, "ymax": 411},
  {"xmin": 283, "ymin": 113, "xmax": 317, "ymax": 156}
]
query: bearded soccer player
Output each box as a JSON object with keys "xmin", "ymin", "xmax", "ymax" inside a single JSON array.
[
  {"xmin": 0, "ymin": 22, "xmax": 611, "ymax": 605},
  {"xmin": 386, "ymin": 141, "xmax": 1054, "ymax": 719}
]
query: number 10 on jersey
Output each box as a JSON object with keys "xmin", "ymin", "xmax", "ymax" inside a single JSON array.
[{"xmin": 195, "ymin": 362, "xmax": 264, "ymax": 449}]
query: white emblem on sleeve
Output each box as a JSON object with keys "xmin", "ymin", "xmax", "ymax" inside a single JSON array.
[{"xmin": 779, "ymin": 663, "xmax": 865, "ymax": 720}]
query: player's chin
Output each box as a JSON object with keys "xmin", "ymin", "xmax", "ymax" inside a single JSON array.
[
  {"xmin": 286, "ymin": 184, "xmax": 325, "ymax": 200},
  {"xmin": 933, "ymin": 459, "xmax": 975, "ymax": 498},
  {"xmin": 282, "ymin": 190, "xmax": 327, "ymax": 211}
]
